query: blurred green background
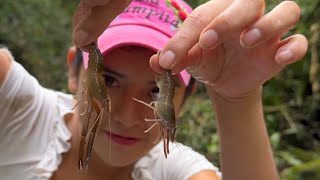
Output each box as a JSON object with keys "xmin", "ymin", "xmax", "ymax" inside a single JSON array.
[{"xmin": 0, "ymin": 0, "xmax": 319, "ymax": 179}]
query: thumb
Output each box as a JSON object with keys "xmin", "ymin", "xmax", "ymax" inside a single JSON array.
[{"xmin": 150, "ymin": 44, "xmax": 202, "ymax": 75}]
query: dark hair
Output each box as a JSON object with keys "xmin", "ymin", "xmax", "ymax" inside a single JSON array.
[
  {"xmin": 72, "ymin": 47, "xmax": 83, "ymax": 76},
  {"xmin": 181, "ymin": 76, "xmax": 195, "ymax": 106}
]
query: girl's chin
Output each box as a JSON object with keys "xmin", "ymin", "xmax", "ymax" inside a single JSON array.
[
  {"xmin": 102, "ymin": 157, "xmax": 137, "ymax": 167},
  {"xmin": 95, "ymin": 147, "xmax": 144, "ymax": 167}
]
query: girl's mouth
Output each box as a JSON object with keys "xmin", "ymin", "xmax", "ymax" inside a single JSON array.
[{"xmin": 105, "ymin": 131, "xmax": 140, "ymax": 146}]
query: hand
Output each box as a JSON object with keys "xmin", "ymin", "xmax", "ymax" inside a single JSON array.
[
  {"xmin": 72, "ymin": 0, "xmax": 132, "ymax": 50},
  {"xmin": 150, "ymin": 0, "xmax": 308, "ymax": 100}
]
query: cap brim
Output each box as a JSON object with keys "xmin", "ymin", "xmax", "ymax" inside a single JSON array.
[
  {"xmin": 100, "ymin": 24, "xmax": 169, "ymax": 55},
  {"xmin": 83, "ymin": 24, "xmax": 190, "ymax": 86}
]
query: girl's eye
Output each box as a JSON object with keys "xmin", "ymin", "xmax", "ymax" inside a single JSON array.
[
  {"xmin": 150, "ymin": 86, "xmax": 159, "ymax": 100},
  {"xmin": 102, "ymin": 74, "xmax": 118, "ymax": 87}
]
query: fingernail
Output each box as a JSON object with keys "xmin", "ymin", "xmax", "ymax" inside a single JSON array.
[
  {"xmin": 199, "ymin": 30, "xmax": 218, "ymax": 49},
  {"xmin": 241, "ymin": 28, "xmax": 261, "ymax": 47},
  {"xmin": 275, "ymin": 49, "xmax": 293, "ymax": 64},
  {"xmin": 159, "ymin": 51, "xmax": 175, "ymax": 69},
  {"xmin": 73, "ymin": 29, "xmax": 89, "ymax": 46}
]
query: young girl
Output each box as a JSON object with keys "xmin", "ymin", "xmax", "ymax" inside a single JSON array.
[{"xmin": 0, "ymin": 0, "xmax": 307, "ymax": 180}]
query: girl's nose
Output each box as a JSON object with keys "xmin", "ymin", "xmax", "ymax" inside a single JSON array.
[{"xmin": 112, "ymin": 89, "xmax": 149, "ymax": 128}]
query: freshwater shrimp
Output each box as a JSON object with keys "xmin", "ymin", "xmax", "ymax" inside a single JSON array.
[
  {"xmin": 77, "ymin": 43, "xmax": 111, "ymax": 172},
  {"xmin": 133, "ymin": 65, "xmax": 176, "ymax": 158}
]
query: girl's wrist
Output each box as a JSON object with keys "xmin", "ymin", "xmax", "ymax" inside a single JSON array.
[
  {"xmin": 206, "ymin": 86, "xmax": 262, "ymax": 105},
  {"xmin": 206, "ymin": 86, "xmax": 263, "ymax": 112}
]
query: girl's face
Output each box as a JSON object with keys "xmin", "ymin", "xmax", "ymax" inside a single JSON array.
[{"xmin": 76, "ymin": 47, "xmax": 186, "ymax": 167}]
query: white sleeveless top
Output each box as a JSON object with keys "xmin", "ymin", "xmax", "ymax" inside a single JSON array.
[{"xmin": 0, "ymin": 49, "xmax": 220, "ymax": 180}]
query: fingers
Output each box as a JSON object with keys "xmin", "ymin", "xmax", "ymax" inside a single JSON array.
[
  {"xmin": 199, "ymin": 0, "xmax": 264, "ymax": 49},
  {"xmin": 81, "ymin": 0, "xmax": 113, "ymax": 6},
  {"xmin": 150, "ymin": 54, "xmax": 163, "ymax": 74},
  {"xmin": 157, "ymin": 0, "xmax": 265, "ymax": 71},
  {"xmin": 240, "ymin": 1, "xmax": 301, "ymax": 47},
  {"xmin": 275, "ymin": 34, "xmax": 308, "ymax": 66},
  {"xmin": 72, "ymin": 0, "xmax": 132, "ymax": 50},
  {"xmin": 72, "ymin": 0, "xmax": 114, "ymax": 30},
  {"xmin": 156, "ymin": 0, "xmax": 233, "ymax": 70},
  {"xmin": 150, "ymin": 43, "xmax": 202, "ymax": 74}
]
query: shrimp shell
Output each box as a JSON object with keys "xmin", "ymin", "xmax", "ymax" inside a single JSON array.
[
  {"xmin": 76, "ymin": 43, "xmax": 111, "ymax": 172},
  {"xmin": 133, "ymin": 68, "xmax": 176, "ymax": 158}
]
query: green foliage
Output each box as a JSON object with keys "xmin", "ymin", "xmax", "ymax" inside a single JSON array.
[
  {"xmin": 0, "ymin": 0, "xmax": 319, "ymax": 179},
  {"xmin": 0, "ymin": 0, "xmax": 78, "ymax": 91},
  {"xmin": 280, "ymin": 150, "xmax": 320, "ymax": 180},
  {"xmin": 177, "ymin": 92, "xmax": 220, "ymax": 166}
]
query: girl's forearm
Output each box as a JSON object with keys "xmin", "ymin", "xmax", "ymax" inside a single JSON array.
[{"xmin": 207, "ymin": 87, "xmax": 278, "ymax": 180}]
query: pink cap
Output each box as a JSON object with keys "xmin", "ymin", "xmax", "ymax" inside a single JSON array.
[{"xmin": 83, "ymin": 0, "xmax": 192, "ymax": 86}]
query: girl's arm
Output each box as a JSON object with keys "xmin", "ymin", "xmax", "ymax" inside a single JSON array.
[
  {"xmin": 148, "ymin": 1, "xmax": 307, "ymax": 178},
  {"xmin": 208, "ymin": 87, "xmax": 278, "ymax": 180},
  {"xmin": 0, "ymin": 47, "xmax": 12, "ymax": 86}
]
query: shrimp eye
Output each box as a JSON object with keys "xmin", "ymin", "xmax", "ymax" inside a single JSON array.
[
  {"xmin": 151, "ymin": 86, "xmax": 159, "ymax": 94},
  {"xmin": 150, "ymin": 86, "xmax": 159, "ymax": 100}
]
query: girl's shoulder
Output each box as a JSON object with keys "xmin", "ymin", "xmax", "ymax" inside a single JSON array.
[
  {"xmin": 0, "ymin": 55, "xmax": 74, "ymax": 180},
  {"xmin": 34, "ymin": 90, "xmax": 74, "ymax": 179}
]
